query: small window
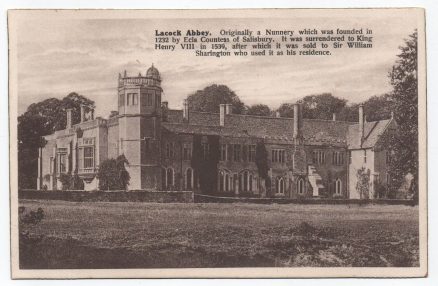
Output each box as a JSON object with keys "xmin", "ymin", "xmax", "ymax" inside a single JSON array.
[
  {"xmin": 332, "ymin": 151, "xmax": 345, "ymax": 165},
  {"xmin": 335, "ymin": 178, "xmax": 342, "ymax": 195},
  {"xmin": 220, "ymin": 144, "xmax": 227, "ymax": 161},
  {"xmin": 312, "ymin": 150, "xmax": 326, "ymax": 165},
  {"xmin": 364, "ymin": 150, "xmax": 367, "ymax": 163},
  {"xmin": 297, "ymin": 178, "xmax": 305, "ymax": 194},
  {"xmin": 227, "ymin": 144, "xmax": 233, "ymax": 161},
  {"xmin": 242, "ymin": 145, "xmax": 248, "ymax": 162},
  {"xmin": 166, "ymin": 168, "xmax": 174, "ymax": 187},
  {"xmin": 147, "ymin": 93, "xmax": 153, "ymax": 106},
  {"xmin": 276, "ymin": 177, "xmax": 285, "ymax": 194},
  {"xmin": 233, "ymin": 144, "xmax": 241, "ymax": 162},
  {"xmin": 132, "ymin": 93, "xmax": 138, "ymax": 105},
  {"xmin": 83, "ymin": 147, "xmax": 94, "ymax": 169},
  {"xmin": 166, "ymin": 142, "xmax": 175, "ymax": 159},
  {"xmin": 248, "ymin": 145, "xmax": 256, "ymax": 162},
  {"xmin": 57, "ymin": 153, "xmax": 67, "ymax": 173},
  {"xmin": 183, "ymin": 143, "xmax": 192, "ymax": 160}
]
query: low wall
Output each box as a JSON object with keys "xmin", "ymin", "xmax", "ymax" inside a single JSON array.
[
  {"xmin": 19, "ymin": 190, "xmax": 194, "ymax": 203},
  {"xmin": 194, "ymin": 194, "xmax": 417, "ymax": 206}
]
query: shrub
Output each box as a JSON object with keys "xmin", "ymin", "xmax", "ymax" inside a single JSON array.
[{"xmin": 98, "ymin": 155, "xmax": 130, "ymax": 190}]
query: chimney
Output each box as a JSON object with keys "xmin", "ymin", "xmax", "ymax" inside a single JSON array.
[
  {"xmin": 80, "ymin": 105, "xmax": 86, "ymax": 123},
  {"xmin": 161, "ymin": 101, "xmax": 168, "ymax": 121},
  {"xmin": 66, "ymin": 109, "xmax": 72, "ymax": 129},
  {"xmin": 293, "ymin": 103, "xmax": 302, "ymax": 139},
  {"xmin": 183, "ymin": 99, "xmax": 189, "ymax": 122},
  {"xmin": 220, "ymin": 104, "xmax": 226, "ymax": 126},
  {"xmin": 225, "ymin": 104, "xmax": 233, "ymax": 115},
  {"xmin": 332, "ymin": 113, "xmax": 336, "ymax": 121},
  {"xmin": 359, "ymin": 104, "xmax": 364, "ymax": 142}
]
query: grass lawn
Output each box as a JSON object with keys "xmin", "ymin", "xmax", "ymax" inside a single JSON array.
[{"xmin": 19, "ymin": 199, "xmax": 419, "ymax": 269}]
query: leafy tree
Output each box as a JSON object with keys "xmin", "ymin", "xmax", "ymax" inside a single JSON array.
[
  {"xmin": 98, "ymin": 155, "xmax": 130, "ymax": 190},
  {"xmin": 18, "ymin": 92, "xmax": 94, "ymax": 189},
  {"xmin": 298, "ymin": 93, "xmax": 347, "ymax": 120},
  {"xmin": 381, "ymin": 30, "xmax": 418, "ymax": 199},
  {"xmin": 356, "ymin": 167, "xmax": 371, "ymax": 199},
  {"xmin": 337, "ymin": 94, "xmax": 393, "ymax": 122},
  {"xmin": 277, "ymin": 103, "xmax": 295, "ymax": 118},
  {"xmin": 187, "ymin": 84, "xmax": 245, "ymax": 114},
  {"xmin": 277, "ymin": 93, "xmax": 347, "ymax": 120},
  {"xmin": 246, "ymin": 104, "xmax": 271, "ymax": 116}
]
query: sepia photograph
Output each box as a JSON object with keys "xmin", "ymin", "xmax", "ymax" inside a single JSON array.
[{"xmin": 8, "ymin": 8, "xmax": 427, "ymax": 278}]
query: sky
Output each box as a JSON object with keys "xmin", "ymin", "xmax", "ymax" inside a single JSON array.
[{"xmin": 14, "ymin": 10, "xmax": 419, "ymax": 118}]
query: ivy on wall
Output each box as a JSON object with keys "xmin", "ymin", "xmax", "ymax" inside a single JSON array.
[
  {"xmin": 356, "ymin": 167, "xmax": 371, "ymax": 199},
  {"xmin": 191, "ymin": 134, "xmax": 220, "ymax": 194},
  {"xmin": 255, "ymin": 141, "xmax": 270, "ymax": 191}
]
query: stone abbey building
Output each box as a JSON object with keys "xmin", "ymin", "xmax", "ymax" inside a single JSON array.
[{"xmin": 37, "ymin": 64, "xmax": 395, "ymax": 199}]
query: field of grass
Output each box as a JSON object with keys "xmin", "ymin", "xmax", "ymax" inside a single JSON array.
[{"xmin": 19, "ymin": 199, "xmax": 419, "ymax": 269}]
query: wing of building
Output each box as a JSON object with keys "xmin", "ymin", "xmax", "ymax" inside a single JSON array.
[{"xmin": 37, "ymin": 65, "xmax": 395, "ymax": 199}]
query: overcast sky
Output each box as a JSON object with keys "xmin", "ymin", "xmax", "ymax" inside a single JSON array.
[{"xmin": 14, "ymin": 10, "xmax": 419, "ymax": 117}]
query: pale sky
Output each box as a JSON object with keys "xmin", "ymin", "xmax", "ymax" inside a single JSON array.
[{"xmin": 14, "ymin": 10, "xmax": 419, "ymax": 118}]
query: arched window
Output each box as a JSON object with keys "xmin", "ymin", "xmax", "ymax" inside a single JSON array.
[
  {"xmin": 297, "ymin": 178, "xmax": 305, "ymax": 194},
  {"xmin": 161, "ymin": 167, "xmax": 166, "ymax": 189},
  {"xmin": 166, "ymin": 168, "xmax": 174, "ymax": 187},
  {"xmin": 276, "ymin": 177, "xmax": 285, "ymax": 194},
  {"xmin": 249, "ymin": 174, "xmax": 253, "ymax": 192},
  {"xmin": 219, "ymin": 170, "xmax": 224, "ymax": 192},
  {"xmin": 243, "ymin": 171, "xmax": 249, "ymax": 192},
  {"xmin": 335, "ymin": 178, "xmax": 342, "ymax": 195},
  {"xmin": 186, "ymin": 168, "xmax": 193, "ymax": 190},
  {"xmin": 225, "ymin": 173, "xmax": 230, "ymax": 192}
]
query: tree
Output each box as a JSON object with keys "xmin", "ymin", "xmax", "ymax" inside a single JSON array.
[
  {"xmin": 98, "ymin": 155, "xmax": 130, "ymax": 190},
  {"xmin": 187, "ymin": 84, "xmax": 245, "ymax": 114},
  {"xmin": 336, "ymin": 94, "xmax": 393, "ymax": 122},
  {"xmin": 18, "ymin": 92, "xmax": 94, "ymax": 189},
  {"xmin": 277, "ymin": 93, "xmax": 347, "ymax": 120},
  {"xmin": 356, "ymin": 167, "xmax": 371, "ymax": 199},
  {"xmin": 246, "ymin": 104, "xmax": 271, "ymax": 116},
  {"xmin": 277, "ymin": 103, "xmax": 295, "ymax": 118},
  {"xmin": 381, "ymin": 30, "xmax": 418, "ymax": 199},
  {"xmin": 298, "ymin": 93, "xmax": 347, "ymax": 120}
]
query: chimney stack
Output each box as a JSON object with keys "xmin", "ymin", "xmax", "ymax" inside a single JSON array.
[
  {"xmin": 332, "ymin": 113, "xmax": 336, "ymax": 121},
  {"xmin": 293, "ymin": 103, "xmax": 302, "ymax": 139},
  {"xmin": 225, "ymin": 104, "xmax": 233, "ymax": 115},
  {"xmin": 359, "ymin": 104, "xmax": 364, "ymax": 142},
  {"xmin": 162, "ymin": 101, "xmax": 168, "ymax": 109},
  {"xmin": 66, "ymin": 109, "xmax": 72, "ymax": 129},
  {"xmin": 80, "ymin": 105, "xmax": 86, "ymax": 123},
  {"xmin": 183, "ymin": 99, "xmax": 189, "ymax": 122},
  {"xmin": 219, "ymin": 104, "xmax": 226, "ymax": 126}
]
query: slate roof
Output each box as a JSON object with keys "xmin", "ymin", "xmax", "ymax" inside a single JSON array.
[
  {"xmin": 347, "ymin": 119, "xmax": 392, "ymax": 149},
  {"xmin": 163, "ymin": 109, "xmax": 392, "ymax": 149}
]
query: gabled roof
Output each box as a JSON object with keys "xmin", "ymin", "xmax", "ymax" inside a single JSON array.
[{"xmin": 347, "ymin": 119, "xmax": 393, "ymax": 149}]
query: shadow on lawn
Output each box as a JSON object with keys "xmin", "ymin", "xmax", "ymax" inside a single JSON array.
[{"xmin": 19, "ymin": 221, "xmax": 419, "ymax": 269}]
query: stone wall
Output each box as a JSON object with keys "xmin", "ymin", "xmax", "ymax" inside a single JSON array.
[{"xmin": 19, "ymin": 190, "xmax": 194, "ymax": 203}]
